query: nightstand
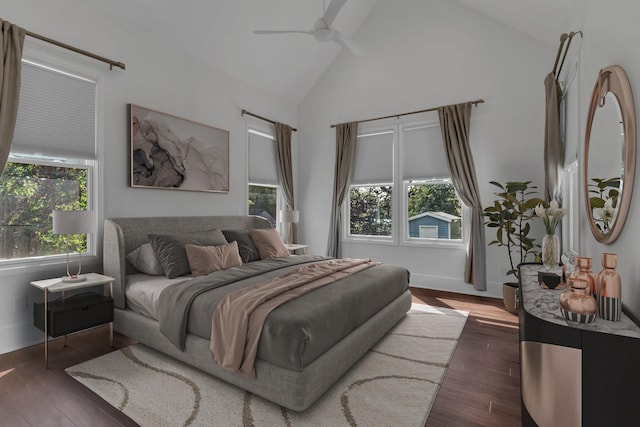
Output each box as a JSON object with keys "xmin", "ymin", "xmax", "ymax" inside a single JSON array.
[
  {"xmin": 30, "ymin": 273, "xmax": 115, "ymax": 368},
  {"xmin": 285, "ymin": 243, "xmax": 308, "ymax": 255}
]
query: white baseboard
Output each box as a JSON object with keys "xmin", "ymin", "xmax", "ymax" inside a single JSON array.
[
  {"xmin": 409, "ymin": 272, "xmax": 503, "ymax": 299},
  {"xmin": 0, "ymin": 321, "xmax": 45, "ymax": 355}
]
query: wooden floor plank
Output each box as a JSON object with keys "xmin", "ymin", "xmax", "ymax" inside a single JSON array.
[
  {"xmin": 0, "ymin": 289, "xmax": 521, "ymax": 426},
  {"xmin": 411, "ymin": 288, "xmax": 521, "ymax": 427}
]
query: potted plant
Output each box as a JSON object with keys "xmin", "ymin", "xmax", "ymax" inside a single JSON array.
[{"xmin": 483, "ymin": 181, "xmax": 544, "ymax": 313}]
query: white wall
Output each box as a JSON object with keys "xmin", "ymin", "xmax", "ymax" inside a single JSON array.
[
  {"xmin": 0, "ymin": 0, "xmax": 297, "ymax": 354},
  {"xmin": 578, "ymin": 0, "xmax": 640, "ymax": 319},
  {"xmin": 297, "ymin": 0, "xmax": 554, "ymax": 298}
]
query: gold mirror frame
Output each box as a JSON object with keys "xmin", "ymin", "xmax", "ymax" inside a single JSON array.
[{"xmin": 584, "ymin": 65, "xmax": 636, "ymax": 244}]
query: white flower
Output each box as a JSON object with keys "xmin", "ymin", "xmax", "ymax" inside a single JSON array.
[
  {"xmin": 593, "ymin": 197, "xmax": 615, "ymax": 230},
  {"xmin": 604, "ymin": 197, "xmax": 615, "ymax": 212},
  {"xmin": 536, "ymin": 200, "xmax": 567, "ymax": 234}
]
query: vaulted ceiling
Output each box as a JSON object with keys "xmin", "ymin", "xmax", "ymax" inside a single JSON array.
[{"xmin": 84, "ymin": 0, "xmax": 587, "ymax": 104}]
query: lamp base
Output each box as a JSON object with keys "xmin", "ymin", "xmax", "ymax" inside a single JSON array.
[{"xmin": 61, "ymin": 275, "xmax": 87, "ymax": 283}]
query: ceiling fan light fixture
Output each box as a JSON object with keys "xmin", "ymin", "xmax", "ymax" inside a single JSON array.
[
  {"xmin": 314, "ymin": 28, "xmax": 335, "ymax": 42},
  {"xmin": 253, "ymin": 0, "xmax": 364, "ymax": 55}
]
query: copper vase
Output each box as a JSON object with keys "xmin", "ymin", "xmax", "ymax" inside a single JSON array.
[
  {"xmin": 597, "ymin": 253, "xmax": 621, "ymax": 321},
  {"xmin": 559, "ymin": 278, "xmax": 597, "ymax": 323},
  {"xmin": 569, "ymin": 256, "xmax": 597, "ymax": 296}
]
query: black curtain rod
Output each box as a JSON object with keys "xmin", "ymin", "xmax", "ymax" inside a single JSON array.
[
  {"xmin": 241, "ymin": 109, "xmax": 297, "ymax": 132},
  {"xmin": 22, "ymin": 27, "xmax": 125, "ymax": 70},
  {"xmin": 330, "ymin": 99, "xmax": 485, "ymax": 128}
]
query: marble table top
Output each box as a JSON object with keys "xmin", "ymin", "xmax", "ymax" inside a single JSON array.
[{"xmin": 519, "ymin": 264, "xmax": 640, "ymax": 339}]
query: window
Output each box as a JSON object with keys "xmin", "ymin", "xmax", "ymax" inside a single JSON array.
[
  {"xmin": 0, "ymin": 158, "xmax": 90, "ymax": 260},
  {"xmin": 0, "ymin": 60, "xmax": 97, "ymax": 263},
  {"xmin": 248, "ymin": 184, "xmax": 278, "ymax": 227},
  {"xmin": 345, "ymin": 117, "xmax": 466, "ymax": 246},
  {"xmin": 347, "ymin": 130, "xmax": 394, "ymax": 239},
  {"xmin": 406, "ymin": 179, "xmax": 462, "ymax": 241},
  {"xmin": 402, "ymin": 122, "xmax": 463, "ymax": 243},
  {"xmin": 248, "ymin": 127, "xmax": 280, "ymax": 227},
  {"xmin": 349, "ymin": 184, "xmax": 393, "ymax": 236}
]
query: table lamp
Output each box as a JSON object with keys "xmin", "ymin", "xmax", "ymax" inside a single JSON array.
[
  {"xmin": 53, "ymin": 210, "xmax": 94, "ymax": 282},
  {"xmin": 279, "ymin": 209, "xmax": 299, "ymax": 244}
]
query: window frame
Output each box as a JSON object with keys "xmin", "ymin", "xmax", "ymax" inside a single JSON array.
[
  {"xmin": 0, "ymin": 52, "xmax": 102, "ymax": 270},
  {"xmin": 0, "ymin": 154, "xmax": 97, "ymax": 267},
  {"xmin": 343, "ymin": 117, "xmax": 467, "ymax": 250},
  {"xmin": 343, "ymin": 125, "xmax": 396, "ymax": 244},
  {"xmin": 247, "ymin": 182, "xmax": 282, "ymax": 230},
  {"xmin": 246, "ymin": 125, "xmax": 282, "ymax": 231},
  {"xmin": 345, "ymin": 182, "xmax": 395, "ymax": 243},
  {"xmin": 402, "ymin": 177, "xmax": 465, "ymax": 248}
]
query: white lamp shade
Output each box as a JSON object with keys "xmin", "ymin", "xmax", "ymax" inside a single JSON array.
[
  {"xmin": 279, "ymin": 209, "xmax": 299, "ymax": 223},
  {"xmin": 53, "ymin": 210, "xmax": 94, "ymax": 235}
]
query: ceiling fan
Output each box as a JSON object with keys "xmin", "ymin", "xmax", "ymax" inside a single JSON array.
[{"xmin": 253, "ymin": 0, "xmax": 366, "ymax": 56}]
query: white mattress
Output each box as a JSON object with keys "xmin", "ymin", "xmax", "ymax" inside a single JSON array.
[{"xmin": 125, "ymin": 274, "xmax": 190, "ymax": 319}]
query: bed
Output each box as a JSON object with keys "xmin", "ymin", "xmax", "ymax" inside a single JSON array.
[{"xmin": 103, "ymin": 215, "xmax": 411, "ymax": 411}]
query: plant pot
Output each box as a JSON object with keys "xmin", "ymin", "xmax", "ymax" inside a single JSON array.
[{"xmin": 503, "ymin": 282, "xmax": 519, "ymax": 314}]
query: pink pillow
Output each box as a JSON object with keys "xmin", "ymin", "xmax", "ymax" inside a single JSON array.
[
  {"xmin": 249, "ymin": 228, "xmax": 290, "ymax": 259},
  {"xmin": 185, "ymin": 241, "xmax": 242, "ymax": 277}
]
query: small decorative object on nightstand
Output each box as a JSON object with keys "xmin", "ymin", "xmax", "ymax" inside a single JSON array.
[
  {"xmin": 52, "ymin": 210, "xmax": 94, "ymax": 282},
  {"xmin": 279, "ymin": 208, "xmax": 299, "ymax": 244},
  {"xmin": 30, "ymin": 273, "xmax": 115, "ymax": 368}
]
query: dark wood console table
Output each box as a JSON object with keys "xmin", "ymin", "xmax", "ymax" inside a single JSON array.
[{"xmin": 518, "ymin": 263, "xmax": 640, "ymax": 427}]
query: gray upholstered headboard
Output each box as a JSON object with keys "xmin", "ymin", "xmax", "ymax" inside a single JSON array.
[{"xmin": 103, "ymin": 215, "xmax": 272, "ymax": 309}]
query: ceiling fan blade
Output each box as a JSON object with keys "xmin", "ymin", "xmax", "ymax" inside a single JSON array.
[
  {"xmin": 333, "ymin": 31, "xmax": 366, "ymax": 56},
  {"xmin": 323, "ymin": 0, "xmax": 347, "ymax": 26},
  {"xmin": 254, "ymin": 30, "xmax": 313, "ymax": 35}
]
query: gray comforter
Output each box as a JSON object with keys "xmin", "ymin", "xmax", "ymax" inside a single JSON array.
[{"xmin": 157, "ymin": 254, "xmax": 409, "ymax": 371}]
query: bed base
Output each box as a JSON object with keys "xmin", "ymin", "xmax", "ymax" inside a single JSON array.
[{"xmin": 114, "ymin": 290, "xmax": 411, "ymax": 411}]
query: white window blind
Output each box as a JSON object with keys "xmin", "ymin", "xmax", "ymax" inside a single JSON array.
[
  {"xmin": 248, "ymin": 128, "xmax": 278, "ymax": 185},
  {"xmin": 352, "ymin": 131, "xmax": 394, "ymax": 185},
  {"xmin": 11, "ymin": 61, "xmax": 97, "ymax": 159},
  {"xmin": 402, "ymin": 124, "xmax": 449, "ymax": 180}
]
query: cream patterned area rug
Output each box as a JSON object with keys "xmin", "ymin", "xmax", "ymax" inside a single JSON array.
[{"xmin": 66, "ymin": 304, "xmax": 468, "ymax": 427}]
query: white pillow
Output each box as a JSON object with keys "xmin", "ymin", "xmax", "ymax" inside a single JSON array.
[{"xmin": 126, "ymin": 243, "xmax": 164, "ymax": 276}]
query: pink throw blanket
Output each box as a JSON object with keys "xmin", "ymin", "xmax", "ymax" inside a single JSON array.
[{"xmin": 210, "ymin": 258, "xmax": 378, "ymax": 378}]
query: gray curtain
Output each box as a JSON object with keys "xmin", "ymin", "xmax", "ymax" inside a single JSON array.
[
  {"xmin": 0, "ymin": 19, "xmax": 25, "ymax": 176},
  {"xmin": 438, "ymin": 103, "xmax": 486, "ymax": 291},
  {"xmin": 544, "ymin": 72, "xmax": 563, "ymax": 202},
  {"xmin": 326, "ymin": 122, "xmax": 358, "ymax": 258},
  {"xmin": 274, "ymin": 122, "xmax": 296, "ymax": 243}
]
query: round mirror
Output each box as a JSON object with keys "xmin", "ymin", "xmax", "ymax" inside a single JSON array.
[{"xmin": 584, "ymin": 65, "xmax": 636, "ymax": 243}]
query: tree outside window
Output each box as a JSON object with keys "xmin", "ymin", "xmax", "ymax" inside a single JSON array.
[
  {"xmin": 0, "ymin": 161, "xmax": 88, "ymax": 260},
  {"xmin": 349, "ymin": 185, "xmax": 392, "ymax": 236},
  {"xmin": 248, "ymin": 184, "xmax": 278, "ymax": 227}
]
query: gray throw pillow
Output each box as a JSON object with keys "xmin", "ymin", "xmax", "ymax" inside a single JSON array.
[
  {"xmin": 126, "ymin": 243, "xmax": 164, "ymax": 275},
  {"xmin": 148, "ymin": 229, "xmax": 228, "ymax": 278},
  {"xmin": 222, "ymin": 229, "xmax": 260, "ymax": 263}
]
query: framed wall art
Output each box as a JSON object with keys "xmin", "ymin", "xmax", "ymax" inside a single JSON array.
[{"xmin": 129, "ymin": 104, "xmax": 230, "ymax": 192}]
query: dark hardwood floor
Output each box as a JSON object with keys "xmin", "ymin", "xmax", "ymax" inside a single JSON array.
[
  {"xmin": 0, "ymin": 289, "xmax": 520, "ymax": 426},
  {"xmin": 412, "ymin": 288, "xmax": 521, "ymax": 427}
]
